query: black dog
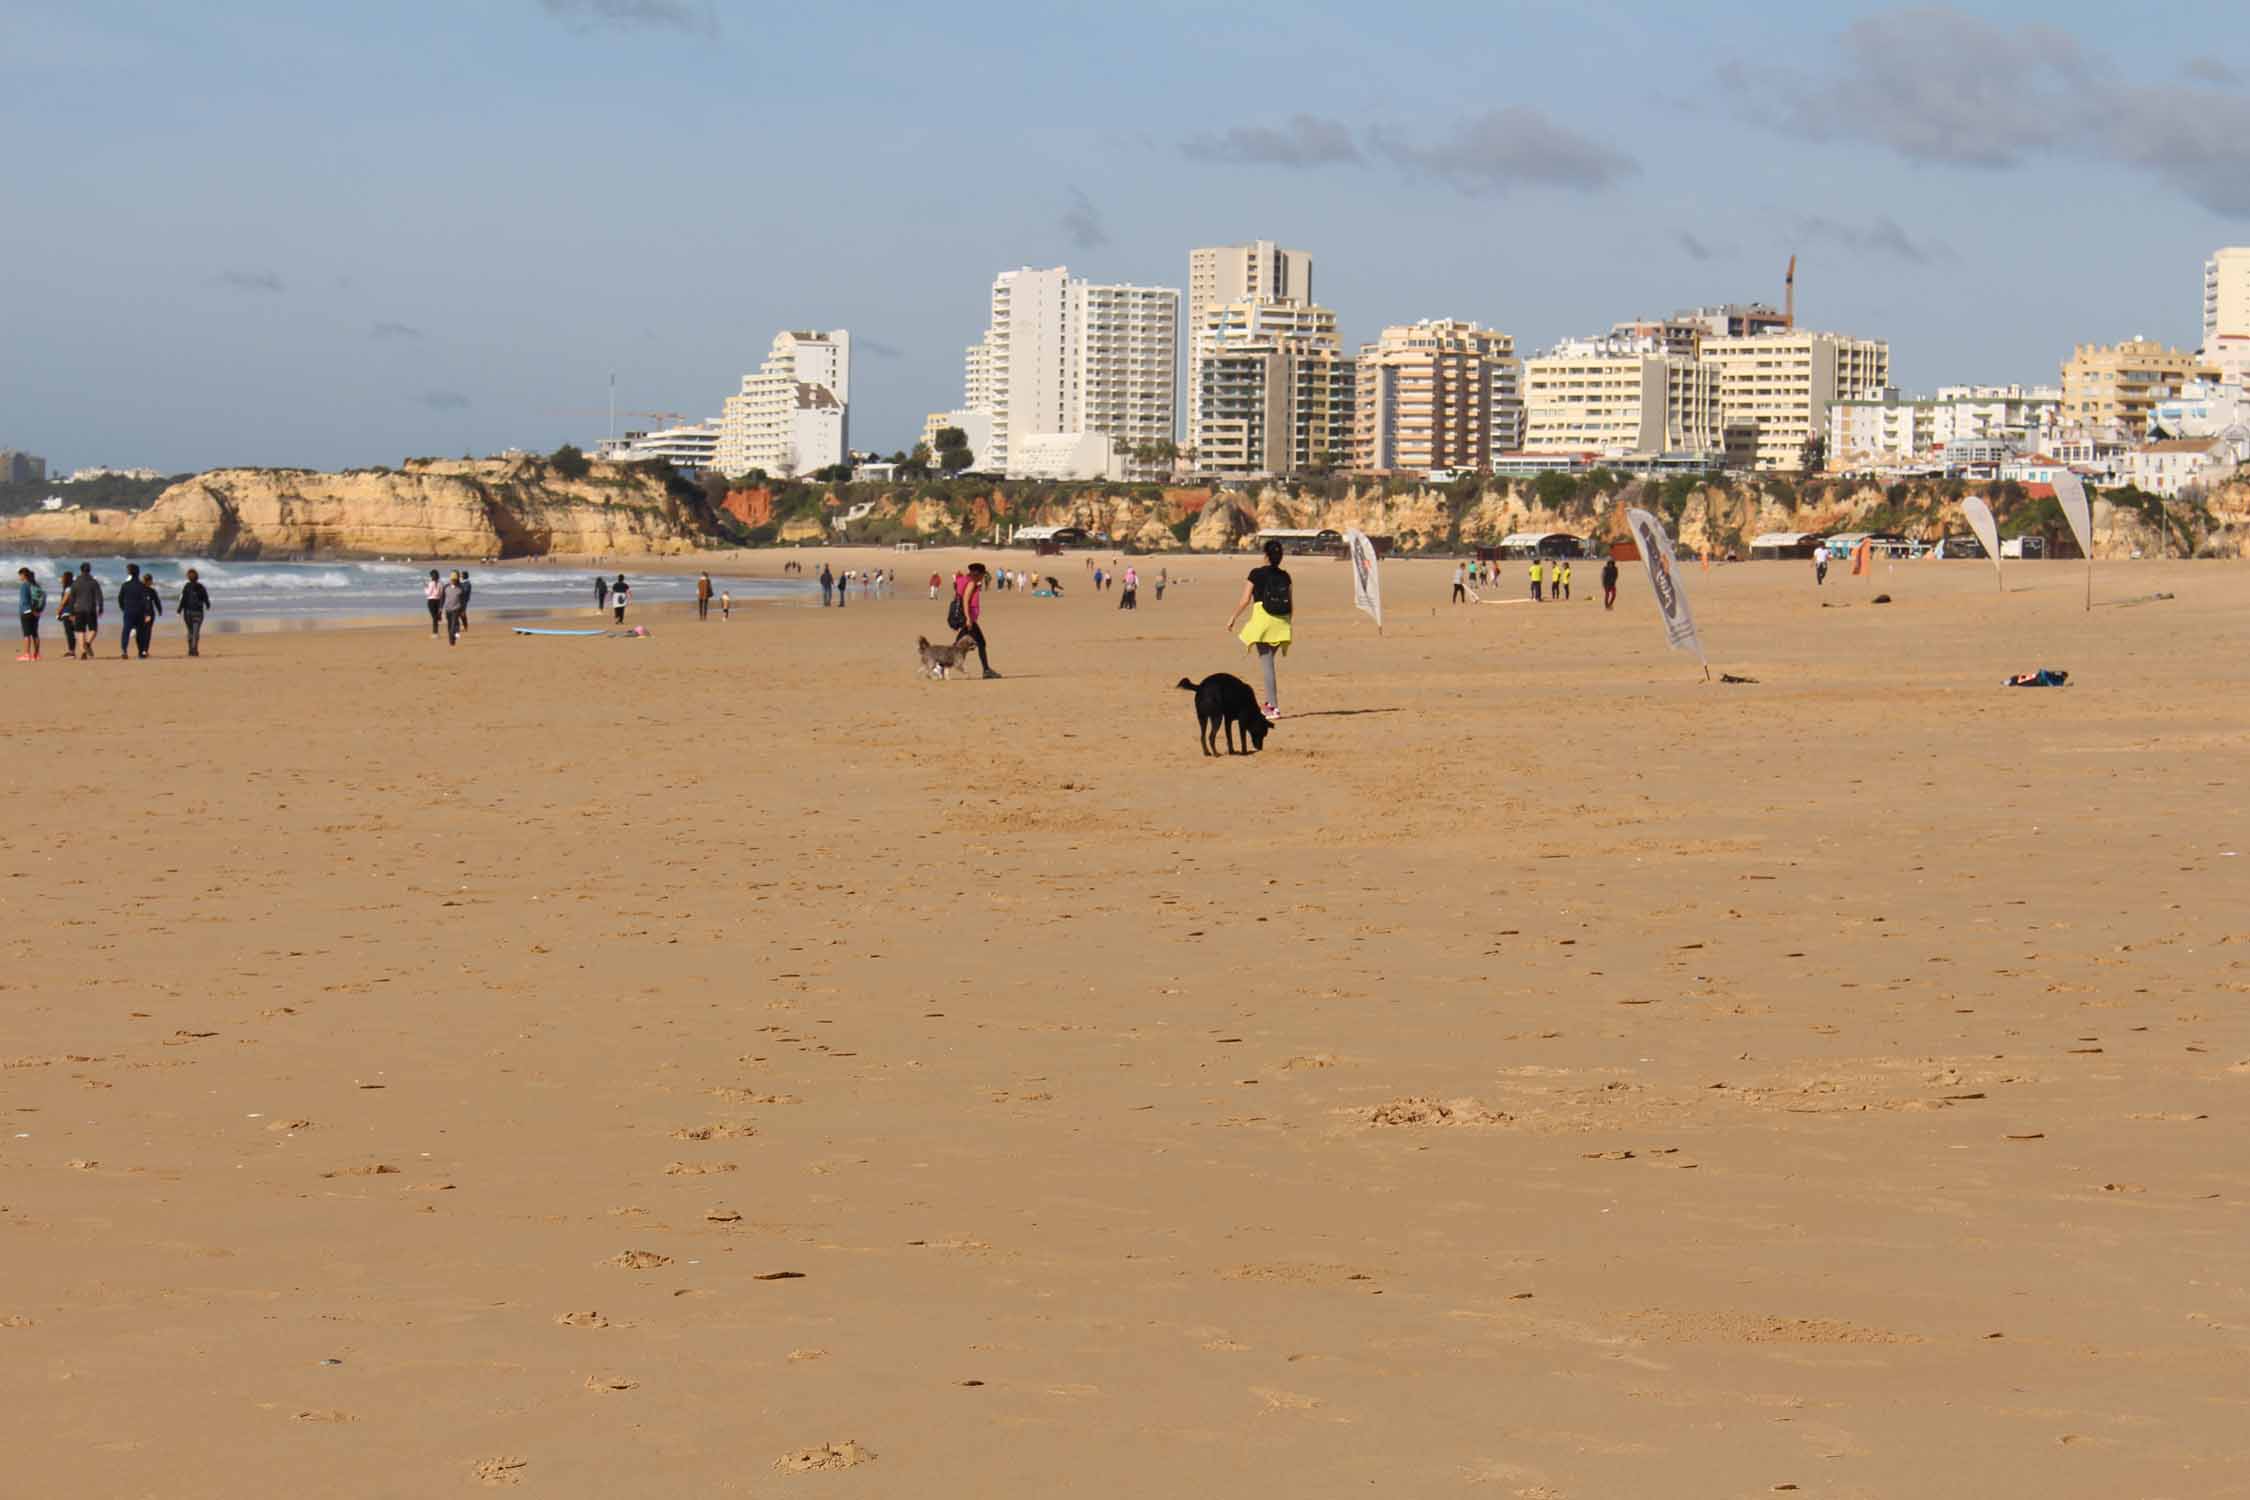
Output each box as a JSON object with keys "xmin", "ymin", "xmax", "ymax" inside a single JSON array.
[{"xmin": 1177, "ymin": 673, "xmax": 1271, "ymax": 756}]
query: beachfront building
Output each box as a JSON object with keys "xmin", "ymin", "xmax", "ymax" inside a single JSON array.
[
  {"xmin": 1186, "ymin": 241, "xmax": 1313, "ymax": 452},
  {"xmin": 714, "ymin": 329, "xmax": 852, "ymax": 478},
  {"xmin": 1, "ymin": 449, "xmax": 47, "ymax": 484},
  {"xmin": 1826, "ymin": 385, "xmax": 2063, "ymax": 473},
  {"xmin": 1700, "ymin": 330, "xmax": 1890, "ymax": 471},
  {"xmin": 2121, "ymin": 435, "xmax": 2247, "ymax": 497},
  {"xmin": 1352, "ymin": 319, "xmax": 1520, "ymax": 476},
  {"xmin": 1607, "ymin": 317, "xmax": 1705, "ymax": 359},
  {"xmin": 2203, "ymin": 246, "xmax": 2250, "ymax": 387},
  {"xmin": 1673, "ymin": 303, "xmax": 1791, "ymax": 341},
  {"xmin": 951, "ymin": 266, "xmax": 1178, "ymax": 480},
  {"xmin": 62, "ymin": 465, "xmax": 162, "ymax": 482},
  {"xmin": 595, "ymin": 419, "xmax": 722, "ymax": 470},
  {"xmin": 2060, "ymin": 337, "xmax": 2215, "ymax": 441},
  {"xmin": 2150, "ymin": 379, "xmax": 2250, "ymax": 441},
  {"xmin": 1073, "ymin": 280, "xmax": 1179, "ymax": 472},
  {"xmin": 1194, "ymin": 299, "xmax": 1354, "ymax": 477},
  {"xmin": 1520, "ymin": 336, "xmax": 1723, "ymax": 461}
]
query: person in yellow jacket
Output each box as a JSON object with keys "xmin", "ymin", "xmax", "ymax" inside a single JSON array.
[
  {"xmin": 1558, "ymin": 560, "xmax": 1572, "ymax": 601},
  {"xmin": 1529, "ymin": 557, "xmax": 1544, "ymax": 603}
]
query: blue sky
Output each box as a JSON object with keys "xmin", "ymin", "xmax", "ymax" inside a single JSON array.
[{"xmin": 5, "ymin": 0, "xmax": 2247, "ymax": 472}]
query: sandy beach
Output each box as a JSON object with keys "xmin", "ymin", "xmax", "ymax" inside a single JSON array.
[{"xmin": 4, "ymin": 548, "xmax": 2247, "ymax": 1498}]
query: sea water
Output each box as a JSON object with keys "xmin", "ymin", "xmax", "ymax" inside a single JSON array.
[{"xmin": 3, "ymin": 557, "xmax": 814, "ymax": 627}]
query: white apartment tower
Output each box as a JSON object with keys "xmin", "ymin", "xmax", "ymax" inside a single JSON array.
[
  {"xmin": 2203, "ymin": 247, "xmax": 2250, "ymax": 387},
  {"xmin": 959, "ymin": 266, "xmax": 1179, "ymax": 478},
  {"xmin": 715, "ymin": 329, "xmax": 851, "ymax": 478},
  {"xmin": 1187, "ymin": 241, "xmax": 1312, "ymax": 452}
]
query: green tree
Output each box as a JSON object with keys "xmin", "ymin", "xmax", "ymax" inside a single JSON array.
[
  {"xmin": 934, "ymin": 427, "xmax": 973, "ymax": 475},
  {"xmin": 549, "ymin": 443, "xmax": 591, "ymax": 479},
  {"xmin": 1798, "ymin": 433, "xmax": 1827, "ymax": 476}
]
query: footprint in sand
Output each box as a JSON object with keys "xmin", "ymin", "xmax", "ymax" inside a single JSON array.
[
  {"xmin": 293, "ymin": 1409, "xmax": 355, "ymax": 1423},
  {"xmin": 604, "ymin": 1251, "xmax": 670, "ymax": 1270},
  {"xmin": 775, "ymin": 1441, "xmax": 875, "ymax": 1472},
  {"xmin": 662, "ymin": 1161, "xmax": 737, "ymax": 1176},
  {"xmin": 554, "ymin": 1311, "xmax": 610, "ymax": 1327},
  {"xmin": 583, "ymin": 1374, "xmax": 637, "ymax": 1392},
  {"xmin": 473, "ymin": 1456, "xmax": 527, "ymax": 1486},
  {"xmin": 672, "ymin": 1123, "xmax": 758, "ymax": 1141}
]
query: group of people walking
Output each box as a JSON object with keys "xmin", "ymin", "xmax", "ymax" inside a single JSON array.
[
  {"xmin": 424, "ymin": 569, "xmax": 475, "ymax": 645},
  {"xmin": 16, "ymin": 562, "xmax": 212, "ymax": 661}
]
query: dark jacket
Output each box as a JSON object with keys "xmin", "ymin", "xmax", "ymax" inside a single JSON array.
[
  {"xmin": 69, "ymin": 573, "xmax": 103, "ymax": 618},
  {"xmin": 119, "ymin": 579, "xmax": 152, "ymax": 620},
  {"xmin": 179, "ymin": 581, "xmax": 211, "ymax": 614}
]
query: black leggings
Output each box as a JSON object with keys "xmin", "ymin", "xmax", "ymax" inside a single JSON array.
[
  {"xmin": 963, "ymin": 621, "xmax": 989, "ymax": 672},
  {"xmin": 428, "ymin": 599, "xmax": 443, "ymax": 633},
  {"xmin": 183, "ymin": 610, "xmax": 205, "ymax": 654}
]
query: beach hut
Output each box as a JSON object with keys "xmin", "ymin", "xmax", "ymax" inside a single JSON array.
[
  {"xmin": 1496, "ymin": 531, "xmax": 1584, "ymax": 559},
  {"xmin": 1749, "ymin": 531, "xmax": 1825, "ymax": 560}
]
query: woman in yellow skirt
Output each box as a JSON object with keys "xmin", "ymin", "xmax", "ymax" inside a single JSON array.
[{"xmin": 1224, "ymin": 538, "xmax": 1293, "ymax": 721}]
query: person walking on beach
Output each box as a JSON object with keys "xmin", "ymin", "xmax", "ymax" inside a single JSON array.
[
  {"xmin": 116, "ymin": 564, "xmax": 149, "ymax": 659},
  {"xmin": 927, "ymin": 570, "xmax": 942, "ymax": 599},
  {"xmin": 1226, "ymin": 538, "xmax": 1294, "ymax": 723},
  {"xmin": 720, "ymin": 588, "xmax": 731, "ymax": 619},
  {"xmin": 596, "ymin": 575, "xmax": 610, "ymax": 614},
  {"xmin": 1120, "ymin": 566, "xmax": 1138, "ymax": 610},
  {"xmin": 819, "ymin": 564, "xmax": 834, "ymax": 606},
  {"xmin": 178, "ymin": 568, "xmax": 211, "ymax": 656},
  {"xmin": 1154, "ymin": 566, "xmax": 1168, "ymax": 602},
  {"xmin": 426, "ymin": 570, "xmax": 445, "ymax": 635},
  {"xmin": 440, "ymin": 572, "xmax": 466, "ymax": 645},
  {"xmin": 696, "ymin": 572, "xmax": 713, "ymax": 621},
  {"xmin": 610, "ymin": 574, "xmax": 629, "ymax": 624},
  {"xmin": 1601, "ymin": 555, "xmax": 1619, "ymax": 611},
  {"xmin": 1813, "ymin": 550, "xmax": 1829, "ymax": 587},
  {"xmin": 953, "ymin": 561, "xmax": 1000, "ymax": 679},
  {"xmin": 16, "ymin": 566, "xmax": 44, "ymax": 661},
  {"xmin": 1528, "ymin": 556, "xmax": 1544, "ymax": 604},
  {"xmin": 55, "ymin": 569, "xmax": 77, "ymax": 656},
  {"xmin": 69, "ymin": 563, "xmax": 104, "ymax": 659},
  {"xmin": 458, "ymin": 571, "xmax": 473, "ymax": 632},
  {"xmin": 1452, "ymin": 562, "xmax": 1467, "ymax": 604}
]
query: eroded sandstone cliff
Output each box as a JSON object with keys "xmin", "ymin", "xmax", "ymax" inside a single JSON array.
[{"xmin": 3, "ymin": 457, "xmax": 725, "ymax": 559}]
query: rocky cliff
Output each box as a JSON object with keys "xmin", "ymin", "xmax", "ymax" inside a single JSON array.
[
  {"xmin": 2, "ymin": 457, "xmax": 726, "ymax": 560},
  {"xmin": 783, "ymin": 474, "xmax": 2250, "ymax": 560}
]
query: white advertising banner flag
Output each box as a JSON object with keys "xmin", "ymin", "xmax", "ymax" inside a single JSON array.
[
  {"xmin": 1344, "ymin": 528, "xmax": 1383, "ymax": 630},
  {"xmin": 1962, "ymin": 495, "xmax": 2003, "ymax": 588},
  {"xmin": 2052, "ymin": 471, "xmax": 2095, "ymax": 610},
  {"xmin": 2052, "ymin": 472, "xmax": 2093, "ymax": 557},
  {"xmin": 1624, "ymin": 508, "xmax": 1706, "ymax": 667}
]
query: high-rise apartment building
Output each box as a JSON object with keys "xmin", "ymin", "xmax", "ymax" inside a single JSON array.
[
  {"xmin": 1352, "ymin": 319, "xmax": 1520, "ymax": 476},
  {"xmin": 1521, "ymin": 337, "xmax": 1723, "ymax": 459},
  {"xmin": 1700, "ymin": 330, "xmax": 1890, "ymax": 470},
  {"xmin": 0, "ymin": 449, "xmax": 48, "ymax": 485},
  {"xmin": 1074, "ymin": 280, "xmax": 1179, "ymax": 466},
  {"xmin": 1186, "ymin": 242, "xmax": 1312, "ymax": 452},
  {"xmin": 2202, "ymin": 247, "xmax": 2250, "ymax": 386},
  {"xmin": 955, "ymin": 266, "xmax": 1178, "ymax": 478},
  {"xmin": 1195, "ymin": 299, "xmax": 1353, "ymax": 476},
  {"xmin": 714, "ymin": 329, "xmax": 851, "ymax": 477},
  {"xmin": 2059, "ymin": 337, "xmax": 2215, "ymax": 439}
]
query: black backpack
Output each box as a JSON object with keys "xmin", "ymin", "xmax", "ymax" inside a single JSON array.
[
  {"xmin": 946, "ymin": 592, "xmax": 967, "ymax": 632},
  {"xmin": 1255, "ymin": 567, "xmax": 1292, "ymax": 618}
]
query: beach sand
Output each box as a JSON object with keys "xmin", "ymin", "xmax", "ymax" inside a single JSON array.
[{"xmin": 4, "ymin": 550, "xmax": 2246, "ymax": 1497}]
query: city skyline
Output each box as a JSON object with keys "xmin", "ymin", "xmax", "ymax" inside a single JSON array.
[{"xmin": 7, "ymin": 0, "xmax": 2250, "ymax": 473}]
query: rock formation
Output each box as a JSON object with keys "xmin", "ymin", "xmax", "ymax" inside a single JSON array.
[{"xmin": 2, "ymin": 457, "xmax": 725, "ymax": 560}]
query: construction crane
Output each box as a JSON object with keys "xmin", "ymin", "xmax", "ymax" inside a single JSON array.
[{"xmin": 1784, "ymin": 255, "xmax": 1796, "ymax": 328}]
